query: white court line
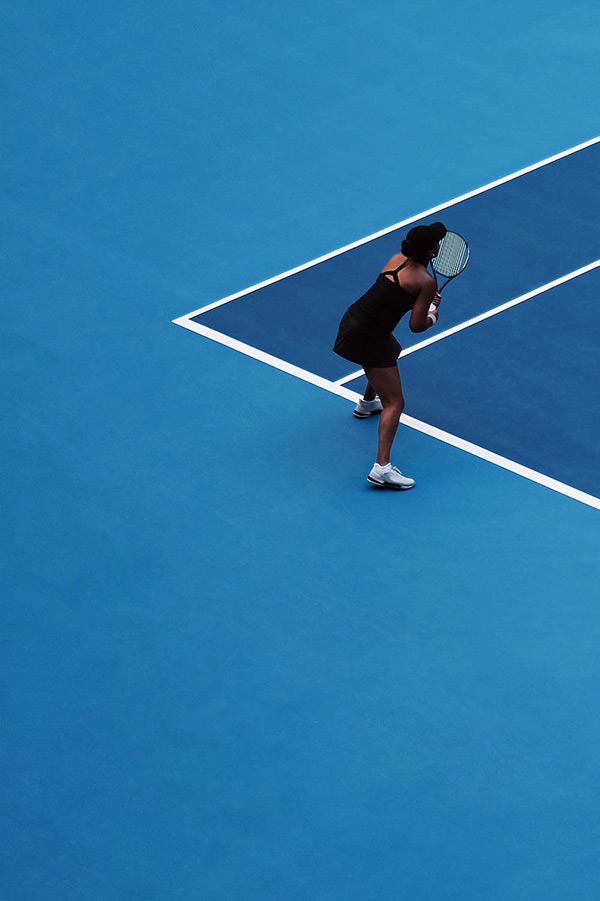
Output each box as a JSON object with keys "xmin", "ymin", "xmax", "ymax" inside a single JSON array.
[
  {"xmin": 402, "ymin": 415, "xmax": 600, "ymax": 511},
  {"xmin": 334, "ymin": 259, "xmax": 600, "ymax": 386},
  {"xmin": 171, "ymin": 318, "xmax": 359, "ymax": 402},
  {"xmin": 179, "ymin": 136, "xmax": 598, "ymax": 321},
  {"xmin": 173, "ymin": 315, "xmax": 600, "ymax": 511}
]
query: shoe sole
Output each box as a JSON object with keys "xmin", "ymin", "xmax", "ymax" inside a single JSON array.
[
  {"xmin": 367, "ymin": 475, "xmax": 415, "ymax": 490},
  {"xmin": 353, "ymin": 410, "xmax": 382, "ymax": 418}
]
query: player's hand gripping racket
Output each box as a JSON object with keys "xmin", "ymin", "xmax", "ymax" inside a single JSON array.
[{"xmin": 430, "ymin": 231, "xmax": 469, "ymax": 303}]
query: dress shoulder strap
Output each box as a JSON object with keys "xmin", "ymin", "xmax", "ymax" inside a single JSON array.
[{"xmin": 381, "ymin": 258, "xmax": 410, "ymax": 287}]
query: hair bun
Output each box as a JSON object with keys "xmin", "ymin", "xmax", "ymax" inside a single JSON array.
[
  {"xmin": 428, "ymin": 222, "xmax": 447, "ymax": 241},
  {"xmin": 401, "ymin": 238, "xmax": 415, "ymax": 256}
]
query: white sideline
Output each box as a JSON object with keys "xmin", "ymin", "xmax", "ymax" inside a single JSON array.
[
  {"xmin": 173, "ymin": 313, "xmax": 600, "ymax": 511},
  {"xmin": 402, "ymin": 415, "xmax": 600, "ymax": 511},
  {"xmin": 179, "ymin": 136, "xmax": 599, "ymax": 320},
  {"xmin": 334, "ymin": 259, "xmax": 600, "ymax": 386}
]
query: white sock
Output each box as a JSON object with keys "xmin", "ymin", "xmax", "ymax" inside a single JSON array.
[{"xmin": 375, "ymin": 462, "xmax": 391, "ymax": 472}]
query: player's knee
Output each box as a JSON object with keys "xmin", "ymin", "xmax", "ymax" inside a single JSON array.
[
  {"xmin": 393, "ymin": 392, "xmax": 405, "ymax": 411},
  {"xmin": 385, "ymin": 395, "xmax": 404, "ymax": 416}
]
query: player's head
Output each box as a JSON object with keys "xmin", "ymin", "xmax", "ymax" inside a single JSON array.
[{"xmin": 402, "ymin": 222, "xmax": 447, "ymax": 260}]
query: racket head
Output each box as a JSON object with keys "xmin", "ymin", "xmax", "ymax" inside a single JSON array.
[{"xmin": 431, "ymin": 231, "xmax": 469, "ymax": 280}]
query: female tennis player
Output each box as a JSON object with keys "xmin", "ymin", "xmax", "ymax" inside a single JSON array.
[{"xmin": 333, "ymin": 222, "xmax": 446, "ymax": 489}]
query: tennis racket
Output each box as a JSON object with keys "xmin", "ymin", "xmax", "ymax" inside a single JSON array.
[{"xmin": 431, "ymin": 230, "xmax": 469, "ymax": 293}]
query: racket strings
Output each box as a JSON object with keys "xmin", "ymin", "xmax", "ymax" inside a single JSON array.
[{"xmin": 433, "ymin": 232, "xmax": 469, "ymax": 277}]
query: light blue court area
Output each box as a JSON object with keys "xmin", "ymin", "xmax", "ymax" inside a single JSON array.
[{"xmin": 4, "ymin": 0, "xmax": 600, "ymax": 898}]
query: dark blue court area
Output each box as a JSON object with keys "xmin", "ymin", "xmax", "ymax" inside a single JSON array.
[
  {"xmin": 192, "ymin": 142, "xmax": 600, "ymax": 383},
  {"xmin": 188, "ymin": 141, "xmax": 600, "ymax": 502},
  {"xmin": 352, "ymin": 266, "xmax": 600, "ymax": 499}
]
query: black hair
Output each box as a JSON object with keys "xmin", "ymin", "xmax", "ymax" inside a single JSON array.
[{"xmin": 402, "ymin": 222, "xmax": 447, "ymax": 258}]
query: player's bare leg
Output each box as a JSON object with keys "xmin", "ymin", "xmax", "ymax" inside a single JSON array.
[
  {"xmin": 363, "ymin": 365, "xmax": 405, "ymax": 464},
  {"xmin": 363, "ymin": 381, "xmax": 376, "ymax": 402}
]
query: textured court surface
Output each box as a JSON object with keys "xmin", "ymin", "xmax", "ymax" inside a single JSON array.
[{"xmin": 3, "ymin": 1, "xmax": 600, "ymax": 899}]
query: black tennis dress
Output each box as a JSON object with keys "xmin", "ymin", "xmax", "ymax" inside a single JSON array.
[{"xmin": 333, "ymin": 260, "xmax": 417, "ymax": 368}]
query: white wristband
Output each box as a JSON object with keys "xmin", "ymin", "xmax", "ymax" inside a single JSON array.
[{"xmin": 427, "ymin": 311, "xmax": 438, "ymax": 326}]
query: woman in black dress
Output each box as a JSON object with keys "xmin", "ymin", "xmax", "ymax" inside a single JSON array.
[{"xmin": 333, "ymin": 222, "xmax": 446, "ymax": 489}]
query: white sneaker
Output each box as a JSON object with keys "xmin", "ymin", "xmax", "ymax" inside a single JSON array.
[
  {"xmin": 354, "ymin": 396, "xmax": 383, "ymax": 418},
  {"xmin": 367, "ymin": 463, "xmax": 415, "ymax": 490}
]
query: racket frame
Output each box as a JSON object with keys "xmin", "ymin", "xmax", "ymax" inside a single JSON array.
[{"xmin": 430, "ymin": 230, "xmax": 469, "ymax": 292}]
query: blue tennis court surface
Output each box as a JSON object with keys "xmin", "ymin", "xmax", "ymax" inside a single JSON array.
[
  {"xmin": 177, "ymin": 140, "xmax": 600, "ymax": 504},
  {"xmin": 5, "ymin": 0, "xmax": 600, "ymax": 898}
]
